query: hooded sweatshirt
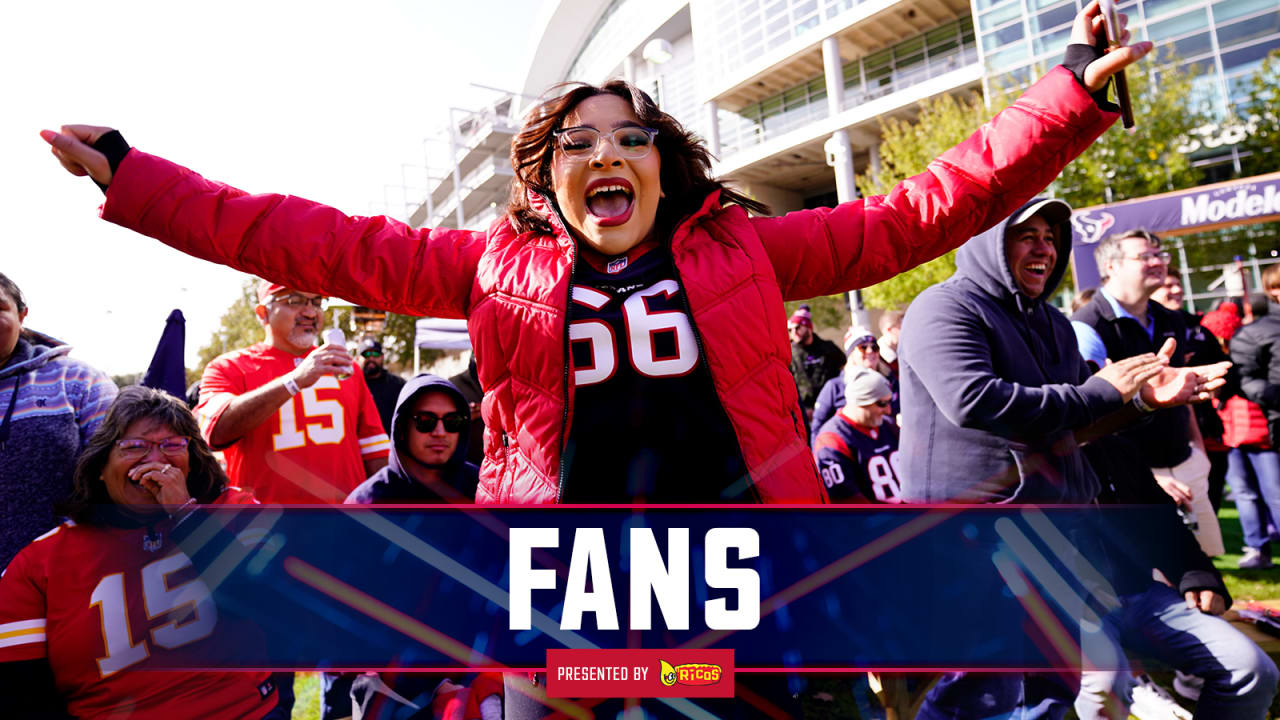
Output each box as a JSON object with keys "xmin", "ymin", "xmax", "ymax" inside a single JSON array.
[
  {"xmin": 346, "ymin": 374, "xmax": 479, "ymax": 504},
  {"xmin": 0, "ymin": 330, "xmax": 117, "ymax": 568},
  {"xmin": 898, "ymin": 198, "xmax": 1125, "ymax": 504}
]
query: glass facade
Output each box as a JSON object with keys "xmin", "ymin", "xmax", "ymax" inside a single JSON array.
[
  {"xmin": 700, "ymin": 0, "xmax": 861, "ymax": 80},
  {"xmin": 977, "ymin": 0, "xmax": 1280, "ymax": 121}
]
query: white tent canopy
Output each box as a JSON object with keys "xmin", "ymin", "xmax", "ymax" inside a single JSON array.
[{"xmin": 413, "ymin": 318, "xmax": 471, "ymax": 375}]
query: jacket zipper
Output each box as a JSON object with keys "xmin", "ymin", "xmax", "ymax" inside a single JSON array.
[{"xmin": 551, "ymin": 200, "xmax": 578, "ymax": 504}]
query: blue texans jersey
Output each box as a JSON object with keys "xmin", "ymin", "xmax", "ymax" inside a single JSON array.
[
  {"xmin": 560, "ymin": 244, "xmax": 748, "ymax": 503},
  {"xmin": 812, "ymin": 414, "xmax": 902, "ymax": 503}
]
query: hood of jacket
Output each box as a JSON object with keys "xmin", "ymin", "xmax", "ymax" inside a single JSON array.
[
  {"xmin": 1, "ymin": 330, "xmax": 72, "ymax": 380},
  {"xmin": 954, "ymin": 197, "xmax": 1073, "ymax": 311},
  {"xmin": 348, "ymin": 374, "xmax": 476, "ymax": 504},
  {"xmin": 389, "ymin": 373, "xmax": 472, "ymax": 479}
]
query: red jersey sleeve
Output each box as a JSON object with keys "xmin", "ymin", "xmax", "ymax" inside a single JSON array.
[
  {"xmin": 353, "ymin": 373, "xmax": 391, "ymax": 460},
  {"xmin": 0, "ymin": 528, "xmax": 57, "ymax": 662},
  {"xmin": 196, "ymin": 353, "xmax": 247, "ymax": 450}
]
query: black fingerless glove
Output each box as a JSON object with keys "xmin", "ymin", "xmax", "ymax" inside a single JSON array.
[
  {"xmin": 89, "ymin": 130, "xmax": 131, "ymax": 194},
  {"xmin": 1063, "ymin": 43, "xmax": 1120, "ymax": 113}
]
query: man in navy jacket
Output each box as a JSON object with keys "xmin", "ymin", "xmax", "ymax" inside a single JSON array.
[{"xmin": 898, "ymin": 198, "xmax": 1273, "ymax": 718}]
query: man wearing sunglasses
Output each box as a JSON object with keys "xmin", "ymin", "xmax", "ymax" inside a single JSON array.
[
  {"xmin": 195, "ymin": 282, "xmax": 390, "ymax": 504},
  {"xmin": 357, "ymin": 336, "xmax": 404, "ymax": 436},
  {"xmin": 347, "ymin": 373, "xmax": 478, "ymax": 505},
  {"xmin": 812, "ymin": 367, "xmax": 901, "ymax": 503}
]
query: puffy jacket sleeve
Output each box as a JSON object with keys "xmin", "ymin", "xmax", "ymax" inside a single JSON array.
[
  {"xmin": 100, "ymin": 150, "xmax": 484, "ymax": 319},
  {"xmin": 1230, "ymin": 325, "xmax": 1280, "ymax": 410},
  {"xmin": 754, "ymin": 66, "xmax": 1117, "ymax": 300},
  {"xmin": 902, "ymin": 287, "xmax": 1125, "ymax": 440}
]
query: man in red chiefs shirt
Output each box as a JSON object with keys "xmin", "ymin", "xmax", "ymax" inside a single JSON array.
[{"xmin": 196, "ymin": 282, "xmax": 390, "ymax": 503}]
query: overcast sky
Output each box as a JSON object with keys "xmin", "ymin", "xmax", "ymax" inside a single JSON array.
[{"xmin": 3, "ymin": 0, "xmax": 548, "ymax": 375}]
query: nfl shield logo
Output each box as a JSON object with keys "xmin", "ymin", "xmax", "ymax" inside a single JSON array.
[{"xmin": 606, "ymin": 257, "xmax": 628, "ymax": 274}]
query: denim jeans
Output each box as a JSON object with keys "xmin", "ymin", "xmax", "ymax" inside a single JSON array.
[
  {"xmin": 1073, "ymin": 583, "xmax": 1278, "ymax": 719},
  {"xmin": 918, "ymin": 584, "xmax": 1277, "ymax": 720},
  {"xmin": 1225, "ymin": 446, "xmax": 1280, "ymax": 551}
]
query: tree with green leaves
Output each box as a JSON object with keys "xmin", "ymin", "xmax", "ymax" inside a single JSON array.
[
  {"xmin": 1052, "ymin": 62, "xmax": 1207, "ymax": 207},
  {"xmin": 1232, "ymin": 50, "xmax": 1280, "ymax": 179},
  {"xmin": 856, "ymin": 89, "xmax": 1010, "ymax": 309}
]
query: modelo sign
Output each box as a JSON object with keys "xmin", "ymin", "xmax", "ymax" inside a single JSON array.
[{"xmin": 1069, "ymin": 172, "xmax": 1280, "ymax": 289}]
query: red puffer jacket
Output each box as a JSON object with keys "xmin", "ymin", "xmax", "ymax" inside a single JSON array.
[{"xmin": 99, "ymin": 67, "xmax": 1114, "ymax": 505}]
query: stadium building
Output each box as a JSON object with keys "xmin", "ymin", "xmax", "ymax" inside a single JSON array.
[{"xmin": 408, "ymin": 0, "xmax": 1278, "ymax": 306}]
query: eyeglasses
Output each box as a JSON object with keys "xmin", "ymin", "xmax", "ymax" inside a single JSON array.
[
  {"xmin": 409, "ymin": 412, "xmax": 467, "ymax": 433},
  {"xmin": 361, "ymin": 351, "xmax": 382, "ymax": 359},
  {"xmin": 872, "ymin": 400, "xmax": 892, "ymax": 408},
  {"xmin": 269, "ymin": 294, "xmax": 327, "ymax": 310},
  {"xmin": 553, "ymin": 126, "xmax": 659, "ymax": 160},
  {"xmin": 1124, "ymin": 251, "xmax": 1171, "ymax": 265},
  {"xmin": 114, "ymin": 436, "xmax": 189, "ymax": 459},
  {"xmin": 854, "ymin": 342, "xmax": 879, "ymax": 352}
]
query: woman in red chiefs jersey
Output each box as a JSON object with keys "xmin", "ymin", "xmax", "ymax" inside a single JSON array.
[
  {"xmin": 41, "ymin": 3, "xmax": 1149, "ymax": 506},
  {"xmin": 0, "ymin": 386, "xmax": 281, "ymax": 719}
]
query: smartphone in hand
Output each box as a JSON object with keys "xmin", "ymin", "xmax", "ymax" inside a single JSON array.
[{"xmin": 1099, "ymin": 0, "xmax": 1136, "ymax": 129}]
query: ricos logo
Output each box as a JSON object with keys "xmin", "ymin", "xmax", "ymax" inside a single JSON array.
[{"xmin": 659, "ymin": 660, "xmax": 723, "ymax": 687}]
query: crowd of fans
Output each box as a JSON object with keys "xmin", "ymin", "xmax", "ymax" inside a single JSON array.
[{"xmin": 4, "ymin": 2, "xmax": 1278, "ymax": 717}]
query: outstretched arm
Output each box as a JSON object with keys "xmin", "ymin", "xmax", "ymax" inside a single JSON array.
[
  {"xmin": 757, "ymin": 1, "xmax": 1152, "ymax": 299},
  {"xmin": 40, "ymin": 127, "xmax": 483, "ymax": 320}
]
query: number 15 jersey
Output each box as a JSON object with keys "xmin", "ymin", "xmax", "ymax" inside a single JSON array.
[{"xmin": 198, "ymin": 343, "xmax": 391, "ymax": 504}]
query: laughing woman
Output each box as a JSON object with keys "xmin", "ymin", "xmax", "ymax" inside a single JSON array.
[{"xmin": 43, "ymin": 2, "xmax": 1150, "ymax": 506}]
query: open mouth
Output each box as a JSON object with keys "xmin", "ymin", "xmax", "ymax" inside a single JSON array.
[
  {"xmin": 585, "ymin": 178, "xmax": 635, "ymax": 227},
  {"xmin": 1024, "ymin": 261, "xmax": 1050, "ymax": 279}
]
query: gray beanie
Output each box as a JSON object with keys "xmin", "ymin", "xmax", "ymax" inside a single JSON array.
[{"xmin": 845, "ymin": 367, "xmax": 892, "ymax": 407}]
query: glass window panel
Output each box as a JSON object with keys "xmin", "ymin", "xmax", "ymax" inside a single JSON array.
[
  {"xmin": 927, "ymin": 24, "xmax": 959, "ymax": 45},
  {"xmin": 1221, "ymin": 39, "xmax": 1280, "ymax": 71},
  {"xmin": 1147, "ymin": 9, "xmax": 1208, "ymax": 41},
  {"xmin": 1213, "ymin": 0, "xmax": 1276, "ymax": 23},
  {"xmin": 1034, "ymin": 26, "xmax": 1075, "ymax": 55},
  {"xmin": 983, "ymin": 22, "xmax": 1026, "ymax": 51},
  {"xmin": 980, "ymin": 1, "xmax": 1023, "ymax": 31},
  {"xmin": 988, "ymin": 43, "xmax": 1030, "ymax": 69},
  {"xmin": 865, "ymin": 48, "xmax": 892, "ymax": 68},
  {"xmin": 797, "ymin": 0, "xmax": 818, "ymax": 14},
  {"xmin": 1216, "ymin": 11, "xmax": 1280, "ymax": 49},
  {"xmin": 1143, "ymin": 0, "xmax": 1202, "ymax": 21},
  {"xmin": 1167, "ymin": 32, "xmax": 1215, "ymax": 58},
  {"xmin": 767, "ymin": 15, "xmax": 789, "ymax": 34},
  {"xmin": 1031, "ymin": 3, "xmax": 1077, "ymax": 31},
  {"xmin": 975, "ymin": 0, "xmax": 1006, "ymax": 12},
  {"xmin": 783, "ymin": 86, "xmax": 808, "ymax": 106}
]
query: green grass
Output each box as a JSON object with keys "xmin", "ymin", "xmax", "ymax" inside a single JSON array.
[
  {"xmin": 1216, "ymin": 504, "xmax": 1280, "ymax": 603},
  {"xmin": 292, "ymin": 672, "xmax": 322, "ymax": 720}
]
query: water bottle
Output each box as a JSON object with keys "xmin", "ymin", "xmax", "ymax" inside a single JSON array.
[{"xmin": 322, "ymin": 328, "xmax": 351, "ymax": 380}]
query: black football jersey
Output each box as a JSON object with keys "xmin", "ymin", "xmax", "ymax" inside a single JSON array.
[
  {"xmin": 559, "ymin": 245, "xmax": 749, "ymax": 503},
  {"xmin": 812, "ymin": 414, "xmax": 902, "ymax": 503}
]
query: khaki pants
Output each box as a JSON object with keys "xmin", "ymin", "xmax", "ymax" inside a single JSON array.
[{"xmin": 1151, "ymin": 446, "xmax": 1224, "ymax": 557}]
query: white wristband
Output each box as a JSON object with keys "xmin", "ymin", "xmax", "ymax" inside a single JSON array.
[
  {"xmin": 282, "ymin": 374, "xmax": 301, "ymax": 396},
  {"xmin": 1132, "ymin": 393, "xmax": 1155, "ymax": 413}
]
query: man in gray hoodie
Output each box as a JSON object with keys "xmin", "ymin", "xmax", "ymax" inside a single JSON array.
[{"xmin": 898, "ymin": 199, "xmax": 1273, "ymax": 718}]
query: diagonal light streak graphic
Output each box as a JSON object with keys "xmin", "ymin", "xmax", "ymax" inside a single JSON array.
[
  {"xmin": 679, "ymin": 509, "xmax": 958, "ymax": 650},
  {"xmin": 1019, "ymin": 508, "xmax": 1121, "ymax": 612},
  {"xmin": 993, "ymin": 518, "xmax": 1105, "ymax": 630},
  {"xmin": 990, "ymin": 549, "xmax": 1083, "ymax": 668}
]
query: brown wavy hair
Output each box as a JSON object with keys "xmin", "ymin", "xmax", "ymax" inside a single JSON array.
[
  {"xmin": 507, "ymin": 80, "xmax": 769, "ymax": 240},
  {"xmin": 63, "ymin": 385, "xmax": 229, "ymax": 523}
]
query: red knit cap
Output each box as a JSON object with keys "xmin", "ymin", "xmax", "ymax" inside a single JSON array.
[{"xmin": 1201, "ymin": 309, "xmax": 1242, "ymax": 342}]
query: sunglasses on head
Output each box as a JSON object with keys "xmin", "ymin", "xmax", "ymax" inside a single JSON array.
[{"xmin": 409, "ymin": 412, "xmax": 467, "ymax": 433}]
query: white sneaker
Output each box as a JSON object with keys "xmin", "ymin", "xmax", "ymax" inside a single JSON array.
[
  {"xmin": 1130, "ymin": 674, "xmax": 1193, "ymax": 720},
  {"xmin": 1173, "ymin": 670, "xmax": 1204, "ymax": 701}
]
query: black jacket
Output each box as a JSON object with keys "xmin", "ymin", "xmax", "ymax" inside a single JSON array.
[
  {"xmin": 1072, "ymin": 294, "xmax": 1195, "ymax": 468},
  {"xmin": 1230, "ymin": 311, "xmax": 1280, "ymax": 446}
]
